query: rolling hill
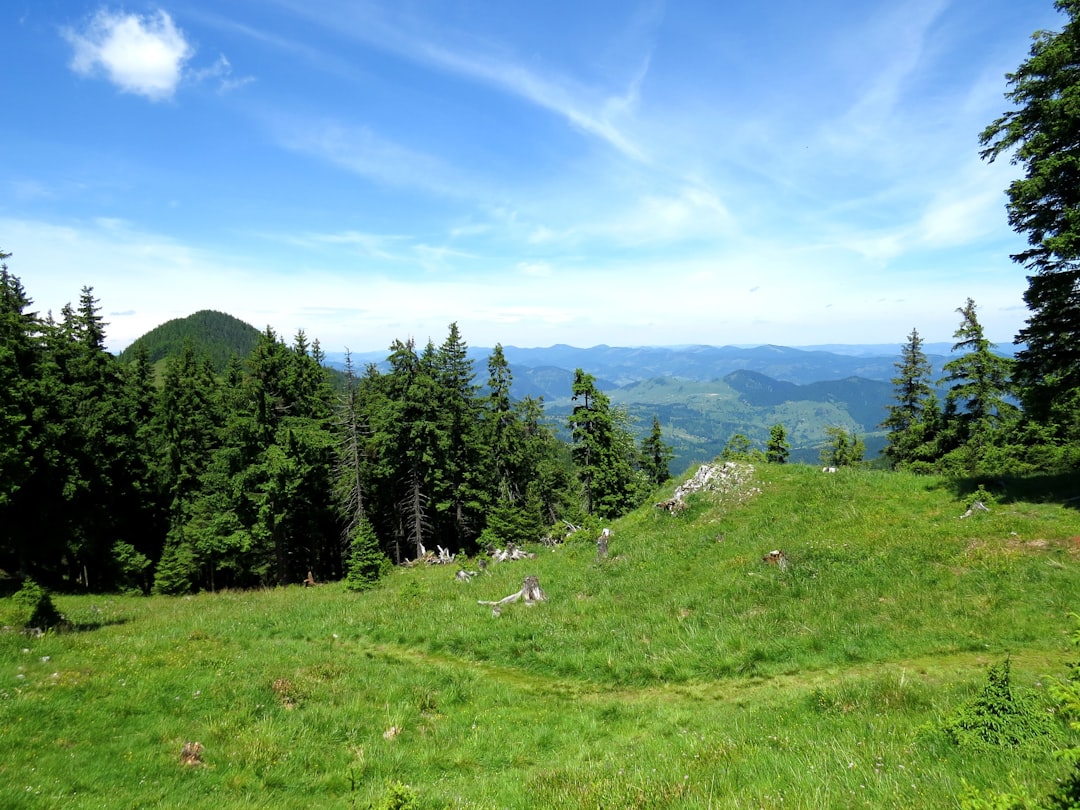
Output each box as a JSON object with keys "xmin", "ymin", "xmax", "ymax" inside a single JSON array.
[
  {"xmin": 3, "ymin": 463, "xmax": 1077, "ymax": 808},
  {"xmin": 116, "ymin": 310, "xmax": 262, "ymax": 371}
]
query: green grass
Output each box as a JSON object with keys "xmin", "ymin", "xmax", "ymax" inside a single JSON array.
[{"xmin": 2, "ymin": 464, "xmax": 1080, "ymax": 808}]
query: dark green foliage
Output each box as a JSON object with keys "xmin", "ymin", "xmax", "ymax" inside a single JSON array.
[
  {"xmin": 882, "ymin": 328, "xmax": 935, "ymax": 466},
  {"xmin": 766, "ymin": 423, "xmax": 790, "ymax": 464},
  {"xmin": 153, "ymin": 533, "xmax": 199, "ymax": 595},
  {"xmin": 12, "ymin": 578, "xmax": 63, "ymax": 630},
  {"xmin": 720, "ymin": 432, "xmax": 756, "ymax": 461},
  {"xmin": 819, "ymin": 426, "xmax": 865, "ymax": 467},
  {"xmin": 117, "ymin": 309, "xmax": 261, "ymax": 372},
  {"xmin": 940, "ymin": 299, "xmax": 1018, "ymax": 469},
  {"xmin": 344, "ymin": 518, "xmax": 388, "ymax": 592},
  {"xmin": 942, "ymin": 659, "xmax": 1057, "ymax": 750},
  {"xmin": 111, "ymin": 541, "xmax": 152, "ymax": 595},
  {"xmin": 638, "ymin": 415, "xmax": 674, "ymax": 484},
  {"xmin": 568, "ymin": 369, "xmax": 648, "ymax": 519},
  {"xmin": 980, "ymin": 1, "xmax": 1080, "ymax": 434}
]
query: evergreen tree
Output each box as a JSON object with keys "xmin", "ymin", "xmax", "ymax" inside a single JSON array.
[
  {"xmin": 153, "ymin": 343, "xmax": 222, "ymax": 593},
  {"xmin": 720, "ymin": 433, "xmax": 755, "ymax": 461},
  {"xmin": 433, "ymin": 323, "xmax": 487, "ymax": 550},
  {"xmin": 344, "ymin": 516, "xmax": 388, "ymax": 592},
  {"xmin": 940, "ymin": 299, "xmax": 1018, "ymax": 469},
  {"xmin": 882, "ymin": 328, "xmax": 935, "ymax": 466},
  {"xmin": 639, "ymin": 415, "xmax": 674, "ymax": 484},
  {"xmin": 335, "ymin": 351, "xmax": 369, "ymax": 554},
  {"xmin": 765, "ymin": 423, "xmax": 790, "ymax": 464},
  {"xmin": 980, "ymin": 1, "xmax": 1080, "ymax": 422},
  {"xmin": 568, "ymin": 369, "xmax": 644, "ymax": 519},
  {"xmin": 484, "ymin": 344, "xmax": 520, "ymax": 502},
  {"xmin": 820, "ymin": 426, "xmax": 865, "ymax": 468},
  {"xmin": 0, "ymin": 253, "xmax": 45, "ymax": 578}
]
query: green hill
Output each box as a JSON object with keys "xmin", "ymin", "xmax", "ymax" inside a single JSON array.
[
  {"xmin": 117, "ymin": 310, "xmax": 262, "ymax": 371},
  {"xmin": 2, "ymin": 463, "xmax": 1079, "ymax": 808}
]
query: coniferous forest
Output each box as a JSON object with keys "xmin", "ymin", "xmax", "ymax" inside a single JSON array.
[
  {"xmin": 0, "ymin": 254, "xmax": 680, "ymax": 594},
  {"xmin": 5, "ymin": 240, "xmax": 1080, "ymax": 599}
]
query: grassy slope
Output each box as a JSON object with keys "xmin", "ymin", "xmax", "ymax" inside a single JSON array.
[{"xmin": 2, "ymin": 465, "xmax": 1080, "ymax": 808}]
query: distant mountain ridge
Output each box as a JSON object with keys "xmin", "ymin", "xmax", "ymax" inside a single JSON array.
[
  {"xmin": 118, "ymin": 312, "xmax": 1014, "ymax": 471},
  {"xmin": 323, "ymin": 341, "xmax": 991, "ymax": 393}
]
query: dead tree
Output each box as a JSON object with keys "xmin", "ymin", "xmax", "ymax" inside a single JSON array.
[
  {"xmin": 597, "ymin": 527, "xmax": 610, "ymax": 559},
  {"xmin": 478, "ymin": 575, "xmax": 547, "ymax": 616}
]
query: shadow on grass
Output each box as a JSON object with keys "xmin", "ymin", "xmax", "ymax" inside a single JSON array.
[{"xmin": 930, "ymin": 470, "xmax": 1080, "ymax": 510}]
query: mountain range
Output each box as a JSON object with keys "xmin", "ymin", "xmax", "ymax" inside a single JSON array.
[{"xmin": 119, "ymin": 311, "xmax": 1021, "ymax": 471}]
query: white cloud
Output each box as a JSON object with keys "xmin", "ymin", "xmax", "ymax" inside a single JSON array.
[
  {"xmin": 64, "ymin": 9, "xmax": 194, "ymax": 101},
  {"xmin": 275, "ymin": 120, "xmax": 472, "ymax": 196},
  {"xmin": 264, "ymin": 0, "xmax": 647, "ymax": 159},
  {"xmin": 190, "ymin": 54, "xmax": 255, "ymax": 94}
]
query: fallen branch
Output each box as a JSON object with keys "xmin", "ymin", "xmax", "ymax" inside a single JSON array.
[
  {"xmin": 960, "ymin": 501, "xmax": 990, "ymax": 519},
  {"xmin": 478, "ymin": 575, "xmax": 547, "ymax": 616}
]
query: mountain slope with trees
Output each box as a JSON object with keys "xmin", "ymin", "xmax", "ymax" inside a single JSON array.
[{"xmin": 117, "ymin": 310, "xmax": 262, "ymax": 372}]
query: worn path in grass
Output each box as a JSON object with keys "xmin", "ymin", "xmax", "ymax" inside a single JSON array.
[{"xmin": 353, "ymin": 635, "xmax": 1073, "ymax": 705}]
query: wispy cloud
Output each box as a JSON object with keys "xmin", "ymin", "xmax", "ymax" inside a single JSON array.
[
  {"xmin": 63, "ymin": 9, "xmax": 194, "ymax": 101},
  {"xmin": 190, "ymin": 54, "xmax": 255, "ymax": 94},
  {"xmin": 273, "ymin": 119, "xmax": 472, "ymax": 195},
  {"xmin": 266, "ymin": 0, "xmax": 649, "ymax": 159}
]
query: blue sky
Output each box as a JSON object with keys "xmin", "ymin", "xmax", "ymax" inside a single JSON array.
[{"xmin": 2, "ymin": 0, "xmax": 1063, "ymax": 353}]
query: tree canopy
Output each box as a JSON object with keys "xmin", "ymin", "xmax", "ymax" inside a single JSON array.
[{"xmin": 980, "ymin": 0, "xmax": 1080, "ymax": 421}]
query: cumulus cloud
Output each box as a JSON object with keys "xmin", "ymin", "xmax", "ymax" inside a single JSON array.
[{"xmin": 63, "ymin": 9, "xmax": 193, "ymax": 101}]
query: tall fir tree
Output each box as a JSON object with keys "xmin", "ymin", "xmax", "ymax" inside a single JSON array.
[
  {"xmin": 568, "ymin": 369, "xmax": 645, "ymax": 519},
  {"xmin": 940, "ymin": 299, "xmax": 1017, "ymax": 469},
  {"xmin": 639, "ymin": 415, "xmax": 674, "ymax": 485},
  {"xmin": 882, "ymin": 328, "xmax": 935, "ymax": 466},
  {"xmin": 980, "ymin": 0, "xmax": 1080, "ymax": 428}
]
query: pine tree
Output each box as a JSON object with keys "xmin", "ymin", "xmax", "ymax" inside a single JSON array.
[
  {"xmin": 940, "ymin": 299, "xmax": 1018, "ymax": 469},
  {"xmin": 344, "ymin": 516, "xmax": 387, "ymax": 592},
  {"xmin": 433, "ymin": 323, "xmax": 486, "ymax": 550},
  {"xmin": 0, "ymin": 253, "xmax": 44, "ymax": 577},
  {"xmin": 882, "ymin": 328, "xmax": 935, "ymax": 466},
  {"xmin": 639, "ymin": 415, "xmax": 674, "ymax": 484},
  {"xmin": 980, "ymin": 1, "xmax": 1080, "ymax": 423},
  {"xmin": 568, "ymin": 369, "xmax": 644, "ymax": 519},
  {"xmin": 820, "ymin": 426, "xmax": 865, "ymax": 468},
  {"xmin": 765, "ymin": 423, "xmax": 790, "ymax": 464}
]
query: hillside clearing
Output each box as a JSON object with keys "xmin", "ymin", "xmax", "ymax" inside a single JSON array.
[{"xmin": 2, "ymin": 464, "xmax": 1080, "ymax": 808}]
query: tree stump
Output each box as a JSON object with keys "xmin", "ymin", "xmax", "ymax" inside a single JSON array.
[
  {"xmin": 521, "ymin": 575, "xmax": 546, "ymax": 603},
  {"xmin": 478, "ymin": 575, "xmax": 547, "ymax": 615},
  {"xmin": 597, "ymin": 528, "xmax": 610, "ymax": 559}
]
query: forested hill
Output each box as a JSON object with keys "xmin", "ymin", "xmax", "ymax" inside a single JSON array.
[{"xmin": 117, "ymin": 310, "xmax": 262, "ymax": 371}]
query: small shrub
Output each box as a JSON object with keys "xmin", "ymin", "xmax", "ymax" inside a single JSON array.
[
  {"xmin": 381, "ymin": 781, "xmax": 419, "ymax": 810},
  {"xmin": 153, "ymin": 535, "xmax": 198, "ymax": 595},
  {"xmin": 941, "ymin": 659, "xmax": 1058, "ymax": 749},
  {"xmin": 12, "ymin": 578, "xmax": 64, "ymax": 631},
  {"xmin": 112, "ymin": 541, "xmax": 152, "ymax": 595},
  {"xmin": 344, "ymin": 519, "xmax": 390, "ymax": 592},
  {"xmin": 959, "ymin": 779, "xmax": 1040, "ymax": 810}
]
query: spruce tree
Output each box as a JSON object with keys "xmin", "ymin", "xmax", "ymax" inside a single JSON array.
[
  {"xmin": 639, "ymin": 415, "xmax": 674, "ymax": 484},
  {"xmin": 766, "ymin": 423, "xmax": 790, "ymax": 464},
  {"xmin": 980, "ymin": 1, "xmax": 1080, "ymax": 423},
  {"xmin": 940, "ymin": 299, "xmax": 1017, "ymax": 469},
  {"xmin": 882, "ymin": 328, "xmax": 935, "ymax": 466}
]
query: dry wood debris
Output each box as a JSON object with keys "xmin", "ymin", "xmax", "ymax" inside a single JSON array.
[{"xmin": 478, "ymin": 575, "xmax": 547, "ymax": 616}]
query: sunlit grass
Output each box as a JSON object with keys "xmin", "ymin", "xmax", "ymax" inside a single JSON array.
[{"xmin": 2, "ymin": 464, "xmax": 1079, "ymax": 807}]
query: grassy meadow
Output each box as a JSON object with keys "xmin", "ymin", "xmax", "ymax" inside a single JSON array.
[{"xmin": 2, "ymin": 463, "xmax": 1080, "ymax": 808}]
